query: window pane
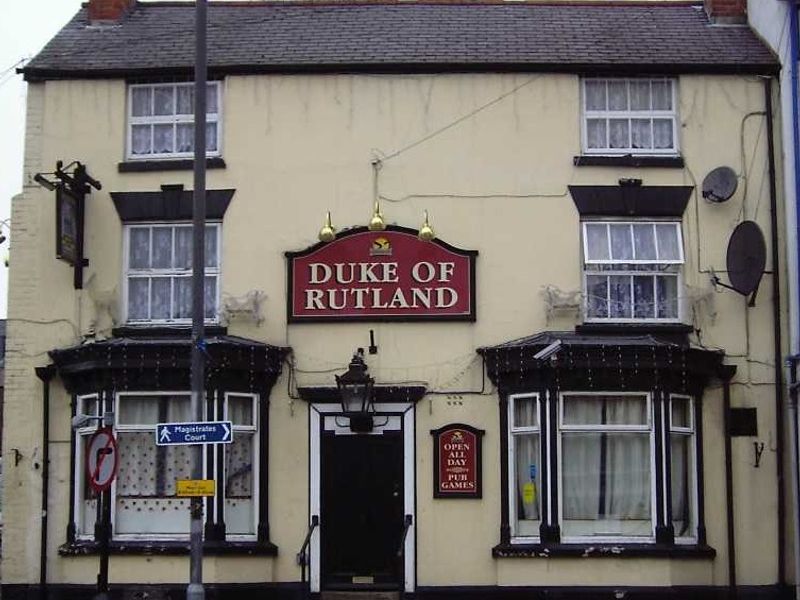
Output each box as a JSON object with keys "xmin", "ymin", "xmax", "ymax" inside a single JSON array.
[
  {"xmin": 205, "ymin": 276, "xmax": 217, "ymax": 319},
  {"xmin": 131, "ymin": 87, "xmax": 152, "ymax": 117},
  {"xmin": 630, "ymin": 80, "xmax": 651, "ymax": 110},
  {"xmin": 152, "ymin": 227, "xmax": 173, "ymax": 269},
  {"xmin": 174, "ymin": 276, "xmax": 192, "ymax": 320},
  {"xmin": 586, "ymin": 119, "xmax": 607, "ymax": 149},
  {"xmin": 153, "ymin": 85, "xmax": 174, "ymax": 116},
  {"xmin": 174, "ymin": 227, "xmax": 192, "ymax": 269},
  {"xmin": 652, "ymin": 80, "xmax": 672, "ymax": 110},
  {"xmin": 513, "ymin": 397, "xmax": 538, "ymax": 428},
  {"xmin": 129, "ymin": 228, "xmax": 150, "ymax": 269},
  {"xmin": 609, "ymin": 224, "xmax": 633, "ymax": 260},
  {"xmin": 608, "ymin": 81, "xmax": 628, "ymax": 111},
  {"xmin": 657, "ymin": 275, "xmax": 678, "ymax": 319},
  {"xmin": 225, "ymin": 431, "xmax": 255, "ymax": 535},
  {"xmin": 585, "ymin": 81, "xmax": 606, "ymax": 111},
  {"xmin": 206, "ymin": 122, "xmax": 218, "ymax": 152},
  {"xmin": 631, "ymin": 119, "xmax": 652, "ymax": 150},
  {"xmin": 633, "ymin": 275, "xmax": 655, "ymax": 319},
  {"xmin": 127, "ymin": 278, "xmax": 149, "ymax": 321},
  {"xmin": 514, "ymin": 433, "xmax": 541, "ymax": 536},
  {"xmin": 653, "ymin": 119, "xmax": 674, "ymax": 149},
  {"xmin": 228, "ymin": 395, "xmax": 254, "ymax": 426},
  {"xmin": 119, "ymin": 396, "xmax": 160, "ymax": 424},
  {"xmin": 563, "ymin": 395, "xmax": 647, "ymax": 426},
  {"xmin": 81, "ymin": 396, "xmax": 100, "ymax": 419},
  {"xmin": 176, "ymin": 123, "xmax": 194, "ymax": 153},
  {"xmin": 205, "ymin": 225, "xmax": 218, "ymax": 268},
  {"xmin": 609, "ymin": 119, "xmax": 630, "ymax": 149},
  {"xmin": 207, "ymin": 83, "xmax": 219, "ymax": 114},
  {"xmin": 585, "ymin": 223, "xmax": 609, "ymax": 261},
  {"xmin": 153, "ymin": 123, "xmax": 174, "ymax": 154},
  {"xmin": 655, "ymin": 224, "xmax": 681, "ymax": 261},
  {"xmin": 671, "ymin": 433, "xmax": 695, "ymax": 538},
  {"xmin": 609, "ymin": 275, "xmax": 632, "ymax": 318},
  {"xmin": 176, "ymin": 86, "xmax": 193, "ymax": 115},
  {"xmin": 151, "ymin": 277, "xmax": 171, "ymax": 320},
  {"xmin": 586, "ymin": 275, "xmax": 609, "ymax": 319},
  {"xmin": 131, "ymin": 124, "xmax": 152, "ymax": 155},
  {"xmin": 632, "ymin": 224, "xmax": 656, "ymax": 260},
  {"xmin": 671, "ymin": 397, "xmax": 692, "ymax": 429}
]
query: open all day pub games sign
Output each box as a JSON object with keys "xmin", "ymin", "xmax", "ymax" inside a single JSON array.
[{"xmin": 286, "ymin": 226, "xmax": 478, "ymax": 322}]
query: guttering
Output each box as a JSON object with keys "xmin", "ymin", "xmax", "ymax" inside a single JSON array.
[{"xmin": 35, "ymin": 365, "xmax": 56, "ymax": 600}]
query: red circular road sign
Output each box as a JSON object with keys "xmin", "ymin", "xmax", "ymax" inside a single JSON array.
[{"xmin": 86, "ymin": 427, "xmax": 119, "ymax": 492}]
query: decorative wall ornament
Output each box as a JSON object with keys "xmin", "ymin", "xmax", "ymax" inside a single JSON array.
[
  {"xmin": 220, "ymin": 290, "xmax": 266, "ymax": 325},
  {"xmin": 541, "ymin": 284, "xmax": 581, "ymax": 322}
]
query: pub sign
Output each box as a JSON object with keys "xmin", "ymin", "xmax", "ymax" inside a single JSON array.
[
  {"xmin": 286, "ymin": 226, "xmax": 477, "ymax": 322},
  {"xmin": 431, "ymin": 423, "xmax": 484, "ymax": 499},
  {"xmin": 56, "ymin": 186, "xmax": 79, "ymax": 265}
]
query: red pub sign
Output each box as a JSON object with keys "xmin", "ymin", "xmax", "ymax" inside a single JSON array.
[
  {"xmin": 431, "ymin": 423, "xmax": 484, "ymax": 499},
  {"xmin": 286, "ymin": 226, "xmax": 477, "ymax": 322}
]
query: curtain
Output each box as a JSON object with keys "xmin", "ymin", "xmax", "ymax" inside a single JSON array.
[
  {"xmin": 131, "ymin": 125, "xmax": 151, "ymax": 155},
  {"xmin": 671, "ymin": 434, "xmax": 691, "ymax": 536}
]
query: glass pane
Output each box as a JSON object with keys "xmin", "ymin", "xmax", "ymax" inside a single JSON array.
[
  {"xmin": 585, "ymin": 80, "xmax": 606, "ymax": 111},
  {"xmin": 630, "ymin": 80, "xmax": 651, "ymax": 110},
  {"xmin": 608, "ymin": 81, "xmax": 628, "ymax": 111},
  {"xmin": 671, "ymin": 433, "xmax": 695, "ymax": 538},
  {"xmin": 118, "ymin": 396, "xmax": 160, "ymax": 424},
  {"xmin": 131, "ymin": 87, "xmax": 152, "ymax": 117},
  {"xmin": 167, "ymin": 395, "xmax": 191, "ymax": 421},
  {"xmin": 174, "ymin": 276, "xmax": 192, "ymax": 320},
  {"xmin": 152, "ymin": 227, "xmax": 173, "ymax": 269},
  {"xmin": 631, "ymin": 119, "xmax": 652, "ymax": 150},
  {"xmin": 205, "ymin": 225, "xmax": 218, "ymax": 267},
  {"xmin": 129, "ymin": 228, "xmax": 150, "ymax": 269},
  {"xmin": 652, "ymin": 80, "xmax": 672, "ymax": 110},
  {"xmin": 514, "ymin": 433, "xmax": 541, "ymax": 536},
  {"xmin": 176, "ymin": 86, "xmax": 193, "ymax": 115},
  {"xmin": 609, "ymin": 275, "xmax": 632, "ymax": 318},
  {"xmin": 586, "ymin": 275, "xmax": 609, "ymax": 319},
  {"xmin": 671, "ymin": 397, "xmax": 692, "ymax": 429},
  {"xmin": 609, "ymin": 224, "xmax": 633, "ymax": 260},
  {"xmin": 131, "ymin": 124, "xmax": 152, "ymax": 155},
  {"xmin": 563, "ymin": 395, "xmax": 647, "ymax": 425},
  {"xmin": 656, "ymin": 224, "xmax": 681, "ymax": 261},
  {"xmin": 609, "ymin": 119, "xmax": 629, "ymax": 149},
  {"xmin": 586, "ymin": 119, "xmax": 607, "ymax": 149},
  {"xmin": 174, "ymin": 227, "xmax": 192, "ymax": 269},
  {"xmin": 176, "ymin": 123, "xmax": 194, "ymax": 153},
  {"xmin": 205, "ymin": 276, "xmax": 217, "ymax": 319},
  {"xmin": 633, "ymin": 275, "xmax": 655, "ymax": 319},
  {"xmin": 653, "ymin": 119, "xmax": 674, "ymax": 149},
  {"xmin": 228, "ymin": 395, "xmax": 254, "ymax": 426},
  {"xmin": 81, "ymin": 396, "xmax": 100, "ymax": 418},
  {"xmin": 153, "ymin": 85, "xmax": 174, "ymax": 116},
  {"xmin": 632, "ymin": 224, "xmax": 656, "ymax": 260},
  {"xmin": 513, "ymin": 397, "xmax": 538, "ymax": 428},
  {"xmin": 151, "ymin": 277, "xmax": 171, "ymax": 320},
  {"xmin": 585, "ymin": 223, "xmax": 609, "ymax": 261},
  {"xmin": 206, "ymin": 122, "xmax": 218, "ymax": 152},
  {"xmin": 225, "ymin": 432, "xmax": 255, "ymax": 535},
  {"xmin": 656, "ymin": 275, "xmax": 678, "ymax": 319},
  {"xmin": 207, "ymin": 83, "xmax": 219, "ymax": 114},
  {"xmin": 153, "ymin": 124, "xmax": 174, "ymax": 154},
  {"xmin": 127, "ymin": 278, "xmax": 149, "ymax": 321}
]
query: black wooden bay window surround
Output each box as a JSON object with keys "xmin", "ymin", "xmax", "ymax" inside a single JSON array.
[
  {"xmin": 478, "ymin": 331, "xmax": 729, "ymax": 559},
  {"xmin": 48, "ymin": 332, "xmax": 289, "ymax": 556}
]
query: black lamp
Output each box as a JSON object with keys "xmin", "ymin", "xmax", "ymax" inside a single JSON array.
[{"xmin": 336, "ymin": 348, "xmax": 375, "ymax": 433}]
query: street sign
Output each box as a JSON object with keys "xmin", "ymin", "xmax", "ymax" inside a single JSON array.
[
  {"xmin": 86, "ymin": 427, "xmax": 119, "ymax": 492},
  {"xmin": 176, "ymin": 480, "xmax": 216, "ymax": 497},
  {"xmin": 155, "ymin": 421, "xmax": 233, "ymax": 446}
]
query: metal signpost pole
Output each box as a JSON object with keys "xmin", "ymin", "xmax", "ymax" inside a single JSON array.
[{"xmin": 189, "ymin": 0, "xmax": 207, "ymax": 599}]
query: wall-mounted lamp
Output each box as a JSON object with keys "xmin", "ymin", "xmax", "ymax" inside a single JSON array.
[
  {"xmin": 318, "ymin": 211, "xmax": 336, "ymax": 243},
  {"xmin": 336, "ymin": 349, "xmax": 375, "ymax": 433},
  {"xmin": 418, "ymin": 210, "xmax": 435, "ymax": 242}
]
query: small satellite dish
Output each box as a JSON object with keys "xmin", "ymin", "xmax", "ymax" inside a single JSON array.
[
  {"xmin": 724, "ymin": 220, "xmax": 766, "ymax": 303},
  {"xmin": 702, "ymin": 166, "xmax": 738, "ymax": 203}
]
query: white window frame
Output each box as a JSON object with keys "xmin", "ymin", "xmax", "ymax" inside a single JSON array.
[
  {"xmin": 223, "ymin": 392, "xmax": 259, "ymax": 541},
  {"xmin": 582, "ymin": 220, "xmax": 684, "ymax": 324},
  {"xmin": 668, "ymin": 394, "xmax": 698, "ymax": 543},
  {"xmin": 508, "ymin": 393, "xmax": 541, "ymax": 543},
  {"xmin": 581, "ymin": 78, "xmax": 679, "ymax": 156},
  {"xmin": 74, "ymin": 393, "xmax": 102, "ymax": 540},
  {"xmin": 557, "ymin": 391, "xmax": 656, "ymax": 544},
  {"xmin": 122, "ymin": 221, "xmax": 222, "ymax": 325},
  {"xmin": 126, "ymin": 81, "xmax": 222, "ymax": 160}
]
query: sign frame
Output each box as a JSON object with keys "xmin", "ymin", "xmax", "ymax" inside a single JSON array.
[
  {"xmin": 86, "ymin": 427, "xmax": 119, "ymax": 493},
  {"xmin": 430, "ymin": 423, "xmax": 485, "ymax": 499},
  {"xmin": 155, "ymin": 420, "xmax": 233, "ymax": 446},
  {"xmin": 285, "ymin": 225, "xmax": 478, "ymax": 323},
  {"xmin": 56, "ymin": 185, "xmax": 80, "ymax": 266}
]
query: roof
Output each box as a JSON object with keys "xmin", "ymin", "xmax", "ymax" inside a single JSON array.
[{"xmin": 22, "ymin": 1, "xmax": 778, "ymax": 81}]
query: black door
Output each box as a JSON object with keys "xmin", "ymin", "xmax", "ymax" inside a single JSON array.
[{"xmin": 321, "ymin": 430, "xmax": 405, "ymax": 589}]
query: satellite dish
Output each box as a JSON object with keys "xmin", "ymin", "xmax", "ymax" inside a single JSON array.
[
  {"xmin": 725, "ymin": 220, "xmax": 766, "ymax": 302},
  {"xmin": 702, "ymin": 166, "xmax": 738, "ymax": 203}
]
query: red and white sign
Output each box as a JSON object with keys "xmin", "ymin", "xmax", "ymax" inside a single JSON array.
[
  {"xmin": 286, "ymin": 227, "xmax": 477, "ymax": 322},
  {"xmin": 431, "ymin": 423, "xmax": 484, "ymax": 499},
  {"xmin": 86, "ymin": 427, "xmax": 119, "ymax": 492}
]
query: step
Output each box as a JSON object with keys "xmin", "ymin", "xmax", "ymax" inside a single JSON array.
[{"xmin": 321, "ymin": 592, "xmax": 400, "ymax": 600}]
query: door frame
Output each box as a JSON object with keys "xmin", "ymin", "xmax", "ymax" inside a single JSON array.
[{"xmin": 309, "ymin": 402, "xmax": 416, "ymax": 593}]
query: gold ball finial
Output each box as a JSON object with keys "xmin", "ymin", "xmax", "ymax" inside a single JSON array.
[
  {"xmin": 368, "ymin": 199, "xmax": 386, "ymax": 231},
  {"xmin": 418, "ymin": 210, "xmax": 435, "ymax": 242},
  {"xmin": 318, "ymin": 211, "xmax": 336, "ymax": 243}
]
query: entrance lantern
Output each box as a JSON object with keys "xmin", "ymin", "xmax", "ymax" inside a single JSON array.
[{"xmin": 336, "ymin": 349, "xmax": 375, "ymax": 433}]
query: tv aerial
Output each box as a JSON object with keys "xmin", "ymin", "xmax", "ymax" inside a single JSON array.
[
  {"xmin": 702, "ymin": 166, "xmax": 738, "ymax": 203},
  {"xmin": 711, "ymin": 220, "xmax": 766, "ymax": 306}
]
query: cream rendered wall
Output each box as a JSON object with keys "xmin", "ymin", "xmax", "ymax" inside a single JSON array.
[{"xmin": 2, "ymin": 72, "xmax": 784, "ymax": 590}]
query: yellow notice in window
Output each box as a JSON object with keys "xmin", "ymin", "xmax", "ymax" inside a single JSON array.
[
  {"xmin": 176, "ymin": 479, "xmax": 216, "ymax": 497},
  {"xmin": 522, "ymin": 482, "xmax": 536, "ymax": 505}
]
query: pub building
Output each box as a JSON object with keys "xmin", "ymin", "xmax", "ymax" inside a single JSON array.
[{"xmin": 3, "ymin": 0, "xmax": 794, "ymax": 599}]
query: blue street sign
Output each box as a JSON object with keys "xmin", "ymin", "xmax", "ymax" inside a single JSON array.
[{"xmin": 155, "ymin": 421, "xmax": 233, "ymax": 446}]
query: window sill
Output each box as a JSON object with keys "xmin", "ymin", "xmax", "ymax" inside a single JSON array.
[
  {"xmin": 118, "ymin": 157, "xmax": 226, "ymax": 173},
  {"xmin": 492, "ymin": 542, "xmax": 715, "ymax": 559},
  {"xmin": 59, "ymin": 539, "xmax": 277, "ymax": 556},
  {"xmin": 573, "ymin": 155, "xmax": 684, "ymax": 168}
]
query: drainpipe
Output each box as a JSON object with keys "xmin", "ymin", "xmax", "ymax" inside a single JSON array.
[
  {"xmin": 35, "ymin": 365, "xmax": 55, "ymax": 600},
  {"xmin": 722, "ymin": 371, "xmax": 737, "ymax": 596}
]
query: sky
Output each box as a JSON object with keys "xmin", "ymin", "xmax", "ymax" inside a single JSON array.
[{"xmin": 0, "ymin": 0, "xmax": 85, "ymax": 317}]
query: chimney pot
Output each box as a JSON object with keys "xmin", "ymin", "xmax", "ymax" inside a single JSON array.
[
  {"xmin": 88, "ymin": 0, "xmax": 136, "ymax": 23},
  {"xmin": 704, "ymin": 0, "xmax": 746, "ymax": 24}
]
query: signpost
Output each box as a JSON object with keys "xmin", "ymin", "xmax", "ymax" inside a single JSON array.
[
  {"xmin": 85, "ymin": 427, "xmax": 119, "ymax": 600},
  {"xmin": 155, "ymin": 421, "xmax": 233, "ymax": 446}
]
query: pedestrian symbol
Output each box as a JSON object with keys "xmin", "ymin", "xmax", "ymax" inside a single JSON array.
[{"xmin": 159, "ymin": 428, "xmax": 171, "ymax": 443}]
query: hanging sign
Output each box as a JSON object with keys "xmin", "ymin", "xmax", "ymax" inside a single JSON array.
[
  {"xmin": 430, "ymin": 423, "xmax": 484, "ymax": 499},
  {"xmin": 56, "ymin": 186, "xmax": 79, "ymax": 266},
  {"xmin": 286, "ymin": 226, "xmax": 477, "ymax": 322},
  {"xmin": 86, "ymin": 427, "xmax": 119, "ymax": 492}
]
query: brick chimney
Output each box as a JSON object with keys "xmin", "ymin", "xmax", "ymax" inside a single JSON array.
[
  {"xmin": 704, "ymin": 0, "xmax": 746, "ymax": 24},
  {"xmin": 88, "ymin": 0, "xmax": 136, "ymax": 23}
]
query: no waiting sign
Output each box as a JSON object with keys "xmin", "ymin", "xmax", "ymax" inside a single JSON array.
[{"xmin": 86, "ymin": 427, "xmax": 119, "ymax": 492}]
